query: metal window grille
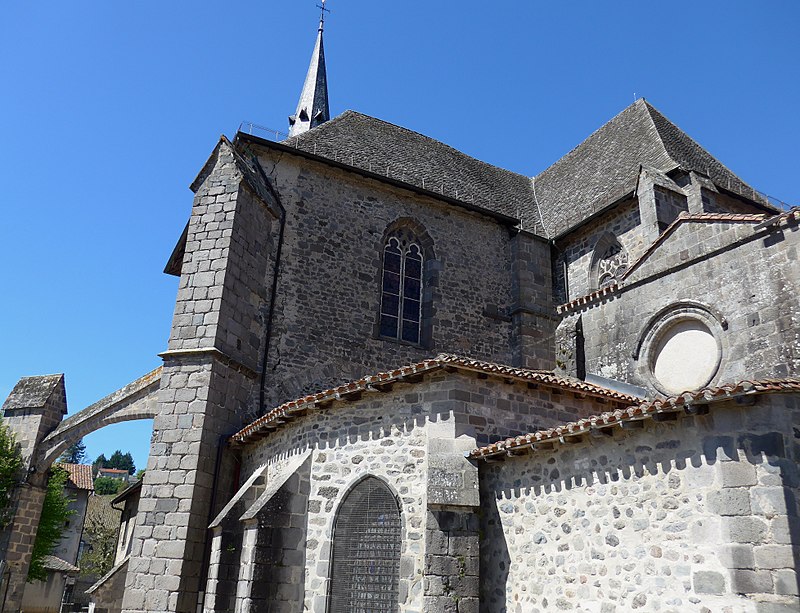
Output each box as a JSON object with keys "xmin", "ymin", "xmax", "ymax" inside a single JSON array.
[
  {"xmin": 328, "ymin": 477, "xmax": 401, "ymax": 613},
  {"xmin": 380, "ymin": 231, "xmax": 423, "ymax": 344}
]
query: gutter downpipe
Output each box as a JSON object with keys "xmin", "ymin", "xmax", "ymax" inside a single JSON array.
[{"xmin": 254, "ymin": 158, "xmax": 287, "ymax": 417}]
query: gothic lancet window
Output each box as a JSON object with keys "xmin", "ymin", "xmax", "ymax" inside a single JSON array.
[
  {"xmin": 328, "ymin": 477, "xmax": 401, "ymax": 613},
  {"xmin": 380, "ymin": 229, "xmax": 424, "ymax": 344}
]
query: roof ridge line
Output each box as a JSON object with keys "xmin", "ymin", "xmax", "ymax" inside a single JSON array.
[
  {"xmin": 230, "ymin": 354, "xmax": 637, "ymax": 445},
  {"xmin": 469, "ymin": 376, "xmax": 800, "ymax": 460},
  {"xmin": 288, "ymin": 110, "xmax": 534, "ymax": 182},
  {"xmin": 642, "ymin": 101, "xmax": 763, "ymax": 200}
]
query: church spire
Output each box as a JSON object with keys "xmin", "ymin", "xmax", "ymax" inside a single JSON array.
[{"xmin": 288, "ymin": 1, "xmax": 330, "ymax": 137}]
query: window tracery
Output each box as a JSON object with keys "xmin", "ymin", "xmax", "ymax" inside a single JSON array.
[
  {"xmin": 380, "ymin": 229, "xmax": 423, "ymax": 344},
  {"xmin": 596, "ymin": 243, "xmax": 629, "ymax": 288}
]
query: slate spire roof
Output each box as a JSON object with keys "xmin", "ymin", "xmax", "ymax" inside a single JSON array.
[{"xmin": 288, "ymin": 16, "xmax": 330, "ymax": 137}]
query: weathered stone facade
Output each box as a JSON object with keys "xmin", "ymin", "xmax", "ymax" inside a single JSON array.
[
  {"xmin": 557, "ymin": 212, "xmax": 799, "ymax": 391},
  {"xmin": 218, "ymin": 368, "xmax": 627, "ymax": 612},
  {"xmin": 480, "ymin": 393, "xmax": 800, "ymax": 612},
  {"xmin": 2, "ymin": 92, "xmax": 797, "ymax": 613}
]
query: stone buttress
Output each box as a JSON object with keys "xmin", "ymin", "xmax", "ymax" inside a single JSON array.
[
  {"xmin": 0, "ymin": 375, "xmax": 67, "ymax": 611},
  {"xmin": 121, "ymin": 137, "xmax": 281, "ymax": 613}
]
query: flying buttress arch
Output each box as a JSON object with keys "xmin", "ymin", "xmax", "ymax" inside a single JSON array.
[{"xmin": 35, "ymin": 367, "xmax": 162, "ymax": 472}]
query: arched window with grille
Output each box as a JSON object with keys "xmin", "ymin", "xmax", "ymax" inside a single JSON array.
[
  {"xmin": 380, "ymin": 229, "xmax": 424, "ymax": 344},
  {"xmin": 328, "ymin": 477, "xmax": 402, "ymax": 613}
]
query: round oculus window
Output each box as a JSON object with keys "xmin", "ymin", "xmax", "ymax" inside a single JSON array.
[{"xmin": 652, "ymin": 319, "xmax": 720, "ymax": 395}]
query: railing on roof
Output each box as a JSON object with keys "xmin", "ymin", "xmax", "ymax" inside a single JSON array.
[
  {"xmin": 238, "ymin": 121, "xmax": 288, "ymax": 142},
  {"xmin": 751, "ymin": 190, "xmax": 794, "ymax": 212},
  {"xmin": 236, "ymin": 121, "xmax": 532, "ymax": 218},
  {"xmin": 715, "ymin": 173, "xmax": 794, "ymax": 211}
]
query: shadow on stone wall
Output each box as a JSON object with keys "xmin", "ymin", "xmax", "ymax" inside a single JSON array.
[{"xmin": 479, "ymin": 401, "xmax": 800, "ymax": 611}]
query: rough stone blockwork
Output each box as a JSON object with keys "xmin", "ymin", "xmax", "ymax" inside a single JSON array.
[
  {"xmin": 480, "ymin": 394, "xmax": 800, "ymax": 612},
  {"xmin": 253, "ymin": 149, "xmax": 524, "ymax": 408},
  {"xmin": 122, "ymin": 139, "xmax": 278, "ymax": 613},
  {"xmin": 564, "ymin": 215, "xmax": 799, "ymax": 388},
  {"xmin": 425, "ymin": 510, "xmax": 480, "ymax": 613}
]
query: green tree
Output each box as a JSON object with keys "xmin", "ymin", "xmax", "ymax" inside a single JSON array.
[
  {"xmin": 92, "ymin": 454, "xmax": 108, "ymax": 474},
  {"xmin": 93, "ymin": 476, "xmax": 125, "ymax": 495},
  {"xmin": 0, "ymin": 417, "xmax": 24, "ymax": 528},
  {"xmin": 79, "ymin": 496, "xmax": 120, "ymax": 577},
  {"xmin": 28, "ymin": 466, "xmax": 74, "ymax": 582},
  {"xmin": 59, "ymin": 439, "xmax": 86, "ymax": 465},
  {"xmin": 106, "ymin": 450, "xmax": 135, "ymax": 475}
]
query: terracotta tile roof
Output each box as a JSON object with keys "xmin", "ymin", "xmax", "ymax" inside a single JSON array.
[
  {"xmin": 230, "ymin": 354, "xmax": 638, "ymax": 446},
  {"xmin": 556, "ymin": 284, "xmax": 620, "ymax": 314},
  {"xmin": 42, "ymin": 555, "xmax": 79, "ymax": 574},
  {"xmin": 59, "ymin": 463, "xmax": 94, "ymax": 491},
  {"xmin": 754, "ymin": 206, "xmax": 800, "ymax": 230},
  {"xmin": 468, "ymin": 378, "xmax": 800, "ymax": 461}
]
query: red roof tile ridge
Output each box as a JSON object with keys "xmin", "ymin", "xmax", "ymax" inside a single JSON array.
[
  {"xmin": 557, "ymin": 284, "xmax": 620, "ymax": 313},
  {"xmin": 620, "ymin": 212, "xmax": 768, "ymax": 285},
  {"xmin": 230, "ymin": 354, "xmax": 638, "ymax": 445},
  {"xmin": 469, "ymin": 377, "xmax": 800, "ymax": 460},
  {"xmin": 59, "ymin": 463, "xmax": 95, "ymax": 491}
]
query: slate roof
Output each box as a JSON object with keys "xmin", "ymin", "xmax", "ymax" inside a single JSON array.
[
  {"xmin": 230, "ymin": 354, "xmax": 638, "ymax": 445},
  {"xmin": 469, "ymin": 378, "xmax": 800, "ymax": 460},
  {"xmin": 86, "ymin": 556, "xmax": 129, "ymax": 595},
  {"xmin": 281, "ymin": 111, "xmax": 541, "ymax": 232},
  {"xmin": 534, "ymin": 99, "xmax": 770, "ymax": 238},
  {"xmin": 41, "ymin": 555, "xmax": 79, "ymax": 574},
  {"xmin": 1, "ymin": 374, "xmax": 66, "ymax": 413},
  {"xmin": 59, "ymin": 463, "xmax": 95, "ymax": 491},
  {"xmin": 275, "ymin": 102, "xmax": 771, "ymax": 239}
]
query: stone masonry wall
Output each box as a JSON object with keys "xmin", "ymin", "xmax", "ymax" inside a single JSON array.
[
  {"xmin": 236, "ymin": 370, "xmax": 615, "ymax": 611},
  {"xmin": 244, "ymin": 459, "xmax": 310, "ymax": 612},
  {"xmin": 242, "ymin": 383, "xmax": 431, "ymax": 612},
  {"xmin": 253, "ymin": 147, "xmax": 523, "ymax": 408},
  {"xmin": 123, "ymin": 141, "xmax": 278, "ymax": 613},
  {"xmin": 553, "ymin": 198, "xmax": 645, "ymax": 304},
  {"xmin": 1, "ymin": 375, "xmax": 67, "ymax": 611},
  {"xmin": 480, "ymin": 394, "xmax": 800, "ymax": 612},
  {"xmin": 570, "ymin": 216, "xmax": 799, "ymax": 389}
]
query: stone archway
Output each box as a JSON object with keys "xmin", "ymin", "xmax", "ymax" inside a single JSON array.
[
  {"xmin": 35, "ymin": 368, "xmax": 161, "ymax": 472},
  {"xmin": 0, "ymin": 368, "xmax": 161, "ymax": 611}
]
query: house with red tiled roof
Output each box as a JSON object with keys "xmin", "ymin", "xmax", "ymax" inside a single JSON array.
[
  {"xmin": 95, "ymin": 467, "xmax": 131, "ymax": 484},
  {"xmin": 21, "ymin": 463, "xmax": 94, "ymax": 613}
]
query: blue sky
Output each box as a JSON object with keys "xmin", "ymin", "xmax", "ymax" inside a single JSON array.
[{"xmin": 1, "ymin": 1, "xmax": 798, "ymax": 471}]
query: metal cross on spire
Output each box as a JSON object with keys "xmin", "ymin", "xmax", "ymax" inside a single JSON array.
[{"xmin": 317, "ymin": 0, "xmax": 330, "ymax": 30}]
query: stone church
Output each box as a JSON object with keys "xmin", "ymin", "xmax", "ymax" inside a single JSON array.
[{"xmin": 2, "ymin": 11, "xmax": 798, "ymax": 613}]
